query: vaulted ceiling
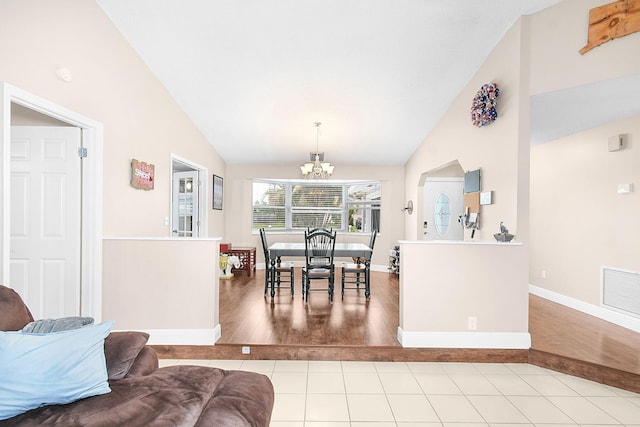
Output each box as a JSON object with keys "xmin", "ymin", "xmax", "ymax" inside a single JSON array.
[{"xmin": 97, "ymin": 0, "xmax": 583, "ymax": 165}]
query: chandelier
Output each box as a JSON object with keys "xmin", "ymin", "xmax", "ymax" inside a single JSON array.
[{"xmin": 300, "ymin": 122, "xmax": 335, "ymax": 179}]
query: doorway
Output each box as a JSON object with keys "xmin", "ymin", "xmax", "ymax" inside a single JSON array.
[
  {"xmin": 1, "ymin": 83, "xmax": 103, "ymax": 320},
  {"xmin": 171, "ymin": 155, "xmax": 208, "ymax": 238}
]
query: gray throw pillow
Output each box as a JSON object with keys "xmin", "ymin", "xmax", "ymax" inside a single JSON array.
[{"xmin": 22, "ymin": 317, "xmax": 94, "ymax": 333}]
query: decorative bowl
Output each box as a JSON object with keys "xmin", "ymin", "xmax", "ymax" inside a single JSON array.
[{"xmin": 493, "ymin": 233, "xmax": 514, "ymax": 242}]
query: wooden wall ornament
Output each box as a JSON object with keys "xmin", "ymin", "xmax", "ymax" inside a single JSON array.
[
  {"xmin": 131, "ymin": 159, "xmax": 155, "ymax": 190},
  {"xmin": 580, "ymin": 0, "xmax": 640, "ymax": 54}
]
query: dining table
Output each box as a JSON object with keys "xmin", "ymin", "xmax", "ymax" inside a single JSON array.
[{"xmin": 267, "ymin": 242, "xmax": 373, "ymax": 300}]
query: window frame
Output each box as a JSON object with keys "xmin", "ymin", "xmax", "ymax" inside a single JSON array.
[{"xmin": 252, "ymin": 179, "xmax": 381, "ymax": 234}]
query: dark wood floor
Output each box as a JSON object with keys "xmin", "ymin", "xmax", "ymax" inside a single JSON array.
[
  {"xmin": 153, "ymin": 268, "xmax": 640, "ymax": 393},
  {"xmin": 217, "ymin": 268, "xmax": 400, "ymax": 346}
]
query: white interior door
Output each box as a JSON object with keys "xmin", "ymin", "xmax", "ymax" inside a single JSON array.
[
  {"xmin": 10, "ymin": 126, "xmax": 82, "ymax": 319},
  {"xmin": 172, "ymin": 171, "xmax": 200, "ymax": 237},
  {"xmin": 423, "ymin": 178, "xmax": 464, "ymax": 241}
]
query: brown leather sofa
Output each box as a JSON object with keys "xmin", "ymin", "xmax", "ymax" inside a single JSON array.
[{"xmin": 0, "ymin": 285, "xmax": 274, "ymax": 426}]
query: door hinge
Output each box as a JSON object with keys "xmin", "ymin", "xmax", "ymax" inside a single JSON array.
[{"xmin": 78, "ymin": 147, "xmax": 88, "ymax": 158}]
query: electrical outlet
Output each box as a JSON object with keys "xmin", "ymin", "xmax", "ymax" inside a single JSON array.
[
  {"xmin": 541, "ymin": 270, "xmax": 547, "ymax": 279},
  {"xmin": 467, "ymin": 316, "xmax": 478, "ymax": 330},
  {"xmin": 241, "ymin": 346, "xmax": 250, "ymax": 355}
]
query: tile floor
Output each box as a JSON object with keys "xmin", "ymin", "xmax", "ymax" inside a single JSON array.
[{"xmin": 159, "ymin": 359, "xmax": 640, "ymax": 426}]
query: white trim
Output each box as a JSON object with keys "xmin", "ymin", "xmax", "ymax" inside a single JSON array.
[
  {"xmin": 529, "ymin": 284, "xmax": 640, "ymax": 333},
  {"xmin": 139, "ymin": 327, "xmax": 221, "ymax": 345},
  {"xmin": 1, "ymin": 82, "xmax": 103, "ymax": 321},
  {"xmin": 397, "ymin": 328, "xmax": 531, "ymax": 349}
]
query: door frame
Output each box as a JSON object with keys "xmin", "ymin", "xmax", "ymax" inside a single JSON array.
[
  {"xmin": 170, "ymin": 153, "xmax": 208, "ymax": 238},
  {"xmin": 1, "ymin": 82, "xmax": 103, "ymax": 320}
]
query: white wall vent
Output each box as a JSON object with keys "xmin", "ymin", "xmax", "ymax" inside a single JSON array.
[{"xmin": 601, "ymin": 266, "xmax": 640, "ymax": 318}]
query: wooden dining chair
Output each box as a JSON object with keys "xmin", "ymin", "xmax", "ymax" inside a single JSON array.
[
  {"xmin": 301, "ymin": 228, "xmax": 336, "ymax": 303},
  {"xmin": 259, "ymin": 228, "xmax": 295, "ymax": 300},
  {"xmin": 341, "ymin": 229, "xmax": 376, "ymax": 300}
]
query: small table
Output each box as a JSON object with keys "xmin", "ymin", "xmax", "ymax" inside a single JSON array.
[{"xmin": 223, "ymin": 247, "xmax": 256, "ymax": 275}]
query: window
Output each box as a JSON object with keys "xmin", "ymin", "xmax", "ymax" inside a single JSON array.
[{"xmin": 252, "ymin": 180, "xmax": 380, "ymax": 233}]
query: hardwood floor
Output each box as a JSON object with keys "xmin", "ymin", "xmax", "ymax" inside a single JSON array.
[
  {"xmin": 152, "ymin": 268, "xmax": 640, "ymax": 393},
  {"xmin": 217, "ymin": 268, "xmax": 400, "ymax": 346}
]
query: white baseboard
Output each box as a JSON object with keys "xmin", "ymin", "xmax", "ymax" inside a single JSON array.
[
  {"xmin": 134, "ymin": 327, "xmax": 221, "ymax": 345},
  {"xmin": 397, "ymin": 328, "xmax": 531, "ymax": 349},
  {"xmin": 529, "ymin": 284, "xmax": 640, "ymax": 333}
]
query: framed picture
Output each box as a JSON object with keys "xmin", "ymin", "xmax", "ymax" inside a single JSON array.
[{"xmin": 212, "ymin": 175, "xmax": 223, "ymax": 210}]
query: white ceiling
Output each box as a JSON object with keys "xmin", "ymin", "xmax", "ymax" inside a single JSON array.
[{"xmin": 97, "ymin": 0, "xmax": 568, "ymax": 165}]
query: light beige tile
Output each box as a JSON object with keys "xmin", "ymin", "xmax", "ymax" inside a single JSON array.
[
  {"xmin": 304, "ymin": 422, "xmax": 350, "ymax": 427},
  {"xmin": 209, "ymin": 359, "xmax": 243, "ymax": 370},
  {"xmin": 441, "ymin": 424, "xmax": 487, "ymax": 427},
  {"xmin": 343, "ymin": 372, "xmax": 384, "ymax": 394},
  {"xmin": 397, "ymin": 423, "xmax": 444, "ymax": 427},
  {"xmin": 271, "ymin": 371, "xmax": 308, "ymax": 394},
  {"xmin": 484, "ymin": 373, "xmax": 539, "ymax": 396},
  {"xmin": 472, "ymin": 363, "xmax": 512, "ymax": 375},
  {"xmin": 341, "ymin": 360, "xmax": 377, "ymax": 372},
  {"xmin": 439, "ymin": 363, "xmax": 481, "ymax": 375},
  {"xmin": 306, "ymin": 393, "xmax": 350, "ymax": 422},
  {"xmin": 450, "ymin": 373, "xmax": 500, "ymax": 395},
  {"xmin": 269, "ymin": 422, "xmax": 304, "ymax": 427},
  {"xmin": 427, "ymin": 395, "xmax": 483, "ymax": 422},
  {"xmin": 271, "ymin": 393, "xmax": 306, "ymax": 422},
  {"xmin": 467, "ymin": 395, "xmax": 529, "ymax": 423},
  {"xmin": 605, "ymin": 385, "xmax": 640, "ymax": 397},
  {"xmin": 309, "ymin": 360, "xmax": 343, "ymax": 373},
  {"xmin": 353, "ymin": 423, "xmax": 398, "ymax": 427},
  {"xmin": 307, "ymin": 372, "xmax": 345, "ymax": 393},
  {"xmin": 441, "ymin": 424, "xmax": 488, "ymax": 427},
  {"xmin": 346, "ymin": 394, "xmax": 395, "ymax": 422},
  {"xmin": 387, "ymin": 394, "xmax": 440, "ymax": 422},
  {"xmin": 506, "ymin": 396, "xmax": 573, "ymax": 424},
  {"xmin": 158, "ymin": 359, "xmax": 177, "ymax": 367},
  {"xmin": 556, "ymin": 375, "xmax": 620, "ymax": 396},
  {"xmin": 239, "ymin": 359, "xmax": 276, "ymax": 374},
  {"xmin": 546, "ymin": 396, "xmax": 622, "ymax": 424},
  {"xmin": 407, "ymin": 361, "xmax": 447, "ymax": 374},
  {"xmin": 379, "ymin": 372, "xmax": 423, "ymax": 394},
  {"xmin": 519, "ymin": 374, "xmax": 579, "ymax": 396},
  {"xmin": 274, "ymin": 360, "xmax": 309, "ymax": 372},
  {"xmin": 504, "ymin": 363, "xmax": 549, "ymax": 375},
  {"xmin": 589, "ymin": 396, "xmax": 640, "ymax": 424},
  {"xmin": 375, "ymin": 361, "xmax": 410, "ymax": 372},
  {"xmin": 415, "ymin": 373, "xmax": 463, "ymax": 395}
]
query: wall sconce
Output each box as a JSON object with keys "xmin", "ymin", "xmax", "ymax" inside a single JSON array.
[{"xmin": 401, "ymin": 200, "xmax": 413, "ymax": 215}]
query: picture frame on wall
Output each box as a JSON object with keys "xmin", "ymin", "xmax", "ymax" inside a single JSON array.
[{"xmin": 213, "ymin": 175, "xmax": 223, "ymax": 210}]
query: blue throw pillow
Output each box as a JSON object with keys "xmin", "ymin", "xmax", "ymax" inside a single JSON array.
[{"xmin": 0, "ymin": 320, "xmax": 114, "ymax": 421}]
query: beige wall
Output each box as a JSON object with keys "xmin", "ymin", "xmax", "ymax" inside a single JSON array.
[
  {"xmin": 529, "ymin": 0, "xmax": 640, "ymax": 96},
  {"xmin": 399, "ymin": 19, "xmax": 531, "ymax": 347},
  {"xmin": 103, "ymin": 238, "xmax": 220, "ymax": 343},
  {"xmin": 0, "ymin": 1, "xmax": 225, "ymax": 339},
  {"xmin": 530, "ymin": 115, "xmax": 640, "ymax": 305},
  {"xmin": 405, "ymin": 18, "xmax": 530, "ymax": 243},
  {"xmin": 0, "ymin": 0, "xmax": 226, "ymax": 238},
  {"xmin": 528, "ymin": 0, "xmax": 640, "ymax": 307},
  {"xmin": 224, "ymin": 163, "xmax": 405, "ymax": 268},
  {"xmin": 399, "ymin": 241, "xmax": 529, "ymax": 347}
]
